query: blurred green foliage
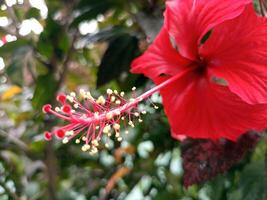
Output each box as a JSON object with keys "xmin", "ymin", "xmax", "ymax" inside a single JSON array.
[{"xmin": 0, "ymin": 0, "xmax": 266, "ymax": 200}]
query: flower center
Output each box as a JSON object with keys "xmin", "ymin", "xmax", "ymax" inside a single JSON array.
[{"xmin": 195, "ymin": 57, "xmax": 208, "ymax": 75}]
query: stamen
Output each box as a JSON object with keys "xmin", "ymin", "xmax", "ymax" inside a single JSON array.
[{"xmin": 42, "ymin": 68, "xmax": 193, "ymax": 154}]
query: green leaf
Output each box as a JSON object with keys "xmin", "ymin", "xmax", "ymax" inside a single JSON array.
[
  {"xmin": 5, "ymin": 62, "xmax": 23, "ymax": 86},
  {"xmin": 82, "ymin": 26, "xmax": 126, "ymax": 44},
  {"xmin": 229, "ymin": 160, "xmax": 267, "ymax": 200},
  {"xmin": 71, "ymin": 0, "xmax": 118, "ymax": 27},
  {"xmin": 32, "ymin": 73, "xmax": 58, "ymax": 110},
  {"xmin": 25, "ymin": 8, "xmax": 40, "ymax": 19},
  {"xmin": 96, "ymin": 34, "xmax": 139, "ymax": 87},
  {"xmin": 0, "ymin": 39, "xmax": 30, "ymax": 55}
]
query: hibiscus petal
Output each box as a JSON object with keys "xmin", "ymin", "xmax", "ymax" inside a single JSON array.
[
  {"xmin": 157, "ymin": 73, "xmax": 267, "ymax": 141},
  {"xmin": 165, "ymin": 0, "xmax": 251, "ymax": 60},
  {"xmin": 200, "ymin": 5, "xmax": 267, "ymax": 104},
  {"xmin": 131, "ymin": 28, "xmax": 191, "ymax": 80}
]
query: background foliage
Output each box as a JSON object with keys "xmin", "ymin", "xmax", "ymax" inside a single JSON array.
[{"xmin": 0, "ymin": 0, "xmax": 266, "ymax": 199}]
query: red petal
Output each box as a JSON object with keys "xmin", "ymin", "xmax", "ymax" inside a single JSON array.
[
  {"xmin": 131, "ymin": 28, "xmax": 191, "ymax": 79},
  {"xmin": 200, "ymin": 5, "xmax": 267, "ymax": 104},
  {"xmin": 157, "ymin": 73, "xmax": 267, "ymax": 140},
  {"xmin": 165, "ymin": 0, "xmax": 251, "ymax": 60}
]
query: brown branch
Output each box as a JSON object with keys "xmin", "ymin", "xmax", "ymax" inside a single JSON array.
[
  {"xmin": 57, "ymin": 30, "xmax": 79, "ymax": 89},
  {"xmin": 44, "ymin": 29, "xmax": 79, "ymax": 200},
  {"xmin": 0, "ymin": 129, "xmax": 29, "ymax": 153}
]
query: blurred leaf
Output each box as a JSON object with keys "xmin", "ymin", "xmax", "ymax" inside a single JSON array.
[
  {"xmin": 37, "ymin": 17, "xmax": 66, "ymax": 60},
  {"xmin": 5, "ymin": 61, "xmax": 24, "ymax": 86},
  {"xmin": 1, "ymin": 86, "xmax": 22, "ymax": 101},
  {"xmin": 97, "ymin": 34, "xmax": 139, "ymax": 87},
  {"xmin": 32, "ymin": 73, "xmax": 58, "ymax": 110},
  {"xmin": 0, "ymin": 39, "xmax": 29, "ymax": 55},
  {"xmin": 229, "ymin": 160, "xmax": 267, "ymax": 200},
  {"xmin": 81, "ymin": 26, "xmax": 126, "ymax": 45},
  {"xmin": 25, "ymin": 8, "xmax": 40, "ymax": 19},
  {"xmin": 71, "ymin": 0, "xmax": 119, "ymax": 27}
]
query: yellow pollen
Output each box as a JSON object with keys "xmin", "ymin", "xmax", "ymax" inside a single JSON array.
[
  {"xmin": 132, "ymin": 87, "xmax": 136, "ymax": 91},
  {"xmin": 70, "ymin": 92, "xmax": 76, "ymax": 97},
  {"xmin": 115, "ymin": 132, "xmax": 120, "ymax": 137},
  {"xmin": 114, "ymin": 110, "xmax": 121, "ymax": 115},
  {"xmin": 92, "ymin": 139, "xmax": 99, "ymax": 146},
  {"xmin": 128, "ymin": 121, "xmax": 135, "ymax": 127},
  {"xmin": 79, "ymin": 89, "xmax": 85, "ymax": 95},
  {"xmin": 62, "ymin": 138, "xmax": 69, "ymax": 144},
  {"xmin": 96, "ymin": 95, "xmax": 106, "ymax": 105},
  {"xmin": 75, "ymin": 139, "xmax": 80, "ymax": 144},
  {"xmin": 82, "ymin": 144, "xmax": 90, "ymax": 152},
  {"xmin": 120, "ymin": 92, "xmax": 125, "ymax": 97},
  {"xmin": 103, "ymin": 125, "xmax": 111, "ymax": 134},
  {"xmin": 66, "ymin": 130, "xmax": 74, "ymax": 136},
  {"xmin": 106, "ymin": 89, "xmax": 113, "ymax": 95},
  {"xmin": 134, "ymin": 112, "xmax": 140, "ymax": 117},
  {"xmin": 66, "ymin": 95, "xmax": 74, "ymax": 103},
  {"xmin": 106, "ymin": 112, "xmax": 113, "ymax": 120},
  {"xmin": 113, "ymin": 123, "xmax": 120, "ymax": 130},
  {"xmin": 115, "ymin": 100, "xmax": 121, "ymax": 105},
  {"xmin": 110, "ymin": 96, "xmax": 116, "ymax": 102},
  {"xmin": 55, "ymin": 107, "xmax": 61, "ymax": 112},
  {"xmin": 114, "ymin": 90, "xmax": 118, "ymax": 95}
]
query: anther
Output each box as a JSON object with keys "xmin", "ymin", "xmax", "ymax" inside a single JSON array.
[
  {"xmin": 110, "ymin": 96, "xmax": 116, "ymax": 102},
  {"xmin": 62, "ymin": 137, "xmax": 69, "ymax": 144},
  {"xmin": 134, "ymin": 112, "xmax": 140, "ymax": 117},
  {"xmin": 106, "ymin": 112, "xmax": 113, "ymax": 120},
  {"xmin": 103, "ymin": 125, "xmax": 111, "ymax": 134},
  {"xmin": 70, "ymin": 92, "xmax": 76, "ymax": 97},
  {"xmin": 55, "ymin": 107, "xmax": 61, "ymax": 112},
  {"xmin": 66, "ymin": 130, "xmax": 74, "ymax": 136},
  {"xmin": 113, "ymin": 123, "xmax": 120, "ymax": 131},
  {"xmin": 115, "ymin": 100, "xmax": 121, "ymax": 105},
  {"xmin": 66, "ymin": 95, "xmax": 74, "ymax": 103},
  {"xmin": 106, "ymin": 89, "xmax": 113, "ymax": 95},
  {"xmin": 96, "ymin": 96, "xmax": 106, "ymax": 105}
]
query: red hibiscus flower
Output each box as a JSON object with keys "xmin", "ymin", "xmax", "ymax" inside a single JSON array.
[{"xmin": 131, "ymin": 0, "xmax": 267, "ymax": 140}]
